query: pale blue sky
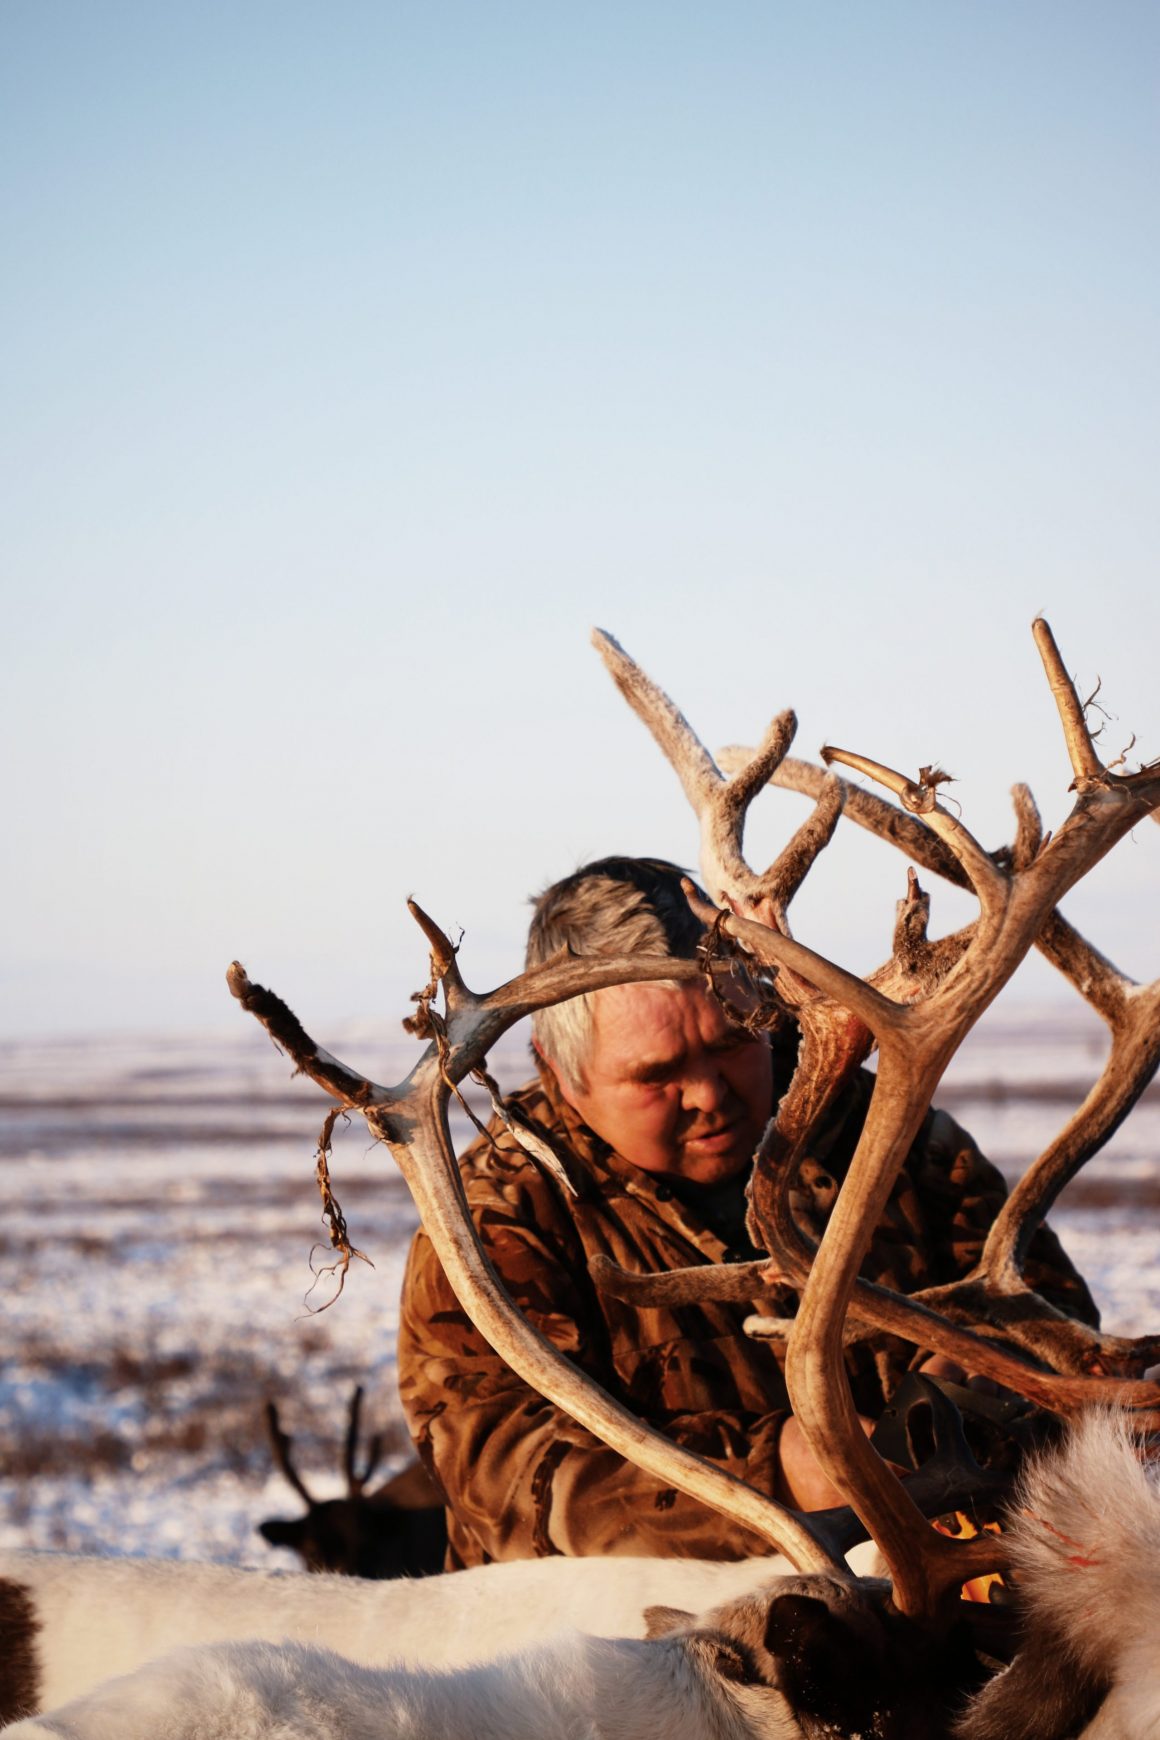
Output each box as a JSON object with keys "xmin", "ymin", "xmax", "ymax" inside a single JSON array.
[{"xmin": 4, "ymin": 2, "xmax": 1158, "ymax": 1039}]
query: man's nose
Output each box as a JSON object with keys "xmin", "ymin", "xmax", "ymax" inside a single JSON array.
[{"xmin": 681, "ymin": 1061, "xmax": 730, "ymax": 1115}]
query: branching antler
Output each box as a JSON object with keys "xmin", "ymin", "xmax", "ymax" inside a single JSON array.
[
  {"xmin": 344, "ymin": 1385, "xmax": 385, "ymax": 1497},
  {"xmin": 264, "ymin": 1385, "xmax": 384, "ymax": 1506},
  {"xmin": 713, "ymin": 721, "xmax": 1160, "ymax": 1381},
  {"xmin": 263, "ymin": 1399, "xmax": 316, "ymax": 1509},
  {"xmin": 590, "ymin": 619, "xmax": 1160, "ymax": 1615},
  {"xmin": 593, "ymin": 632, "xmax": 978, "ymax": 1322},
  {"xmin": 228, "ymin": 941, "xmax": 846, "ymax": 1575},
  {"xmin": 593, "ymin": 628, "xmax": 845, "ymax": 935},
  {"xmin": 231, "ymin": 614, "xmax": 1159, "ymax": 1635}
]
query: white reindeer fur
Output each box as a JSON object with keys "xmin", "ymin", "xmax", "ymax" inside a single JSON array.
[
  {"xmin": 1, "ymin": 1541, "xmax": 881, "ymax": 1712},
  {"xmin": 0, "ymin": 1620, "xmax": 805, "ymax": 1740}
]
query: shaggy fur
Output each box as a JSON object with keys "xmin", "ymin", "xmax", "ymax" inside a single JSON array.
[
  {"xmin": 0, "ymin": 1580, "xmax": 41, "ymax": 1726},
  {"xmin": 956, "ymin": 1410, "xmax": 1160, "ymax": 1740}
]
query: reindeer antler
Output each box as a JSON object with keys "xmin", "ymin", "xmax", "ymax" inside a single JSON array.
[
  {"xmin": 713, "ymin": 688, "xmax": 1160, "ymax": 1382},
  {"xmin": 589, "ymin": 619, "xmax": 1160, "ymax": 1615},
  {"xmin": 228, "ymin": 940, "xmax": 843, "ymax": 1575},
  {"xmin": 231, "ymin": 615, "xmax": 1160, "ymax": 1631}
]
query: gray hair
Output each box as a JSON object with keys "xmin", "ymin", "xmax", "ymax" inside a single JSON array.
[{"xmin": 527, "ymin": 857, "xmax": 707, "ymax": 1091}]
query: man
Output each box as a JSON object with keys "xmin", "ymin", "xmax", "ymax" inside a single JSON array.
[{"xmin": 398, "ymin": 857, "xmax": 1096, "ymax": 1568}]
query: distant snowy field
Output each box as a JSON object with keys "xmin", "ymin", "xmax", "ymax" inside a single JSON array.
[{"xmin": 1, "ymin": 1005, "xmax": 1157, "ymax": 1569}]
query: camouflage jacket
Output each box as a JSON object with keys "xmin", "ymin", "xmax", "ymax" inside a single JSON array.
[{"xmin": 398, "ymin": 1063, "xmax": 1097, "ymax": 1569}]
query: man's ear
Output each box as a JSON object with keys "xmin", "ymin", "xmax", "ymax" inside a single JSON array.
[
  {"xmin": 533, "ymin": 1038, "xmax": 584, "ymax": 1111},
  {"xmin": 530, "ymin": 1036, "xmax": 553, "ymax": 1072}
]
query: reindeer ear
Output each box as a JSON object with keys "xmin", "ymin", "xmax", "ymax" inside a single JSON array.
[
  {"xmin": 258, "ymin": 1518, "xmax": 305, "ymax": 1548},
  {"xmin": 684, "ymin": 1632, "xmax": 757, "ymax": 1686},
  {"xmin": 643, "ymin": 1604, "xmax": 695, "ymax": 1639}
]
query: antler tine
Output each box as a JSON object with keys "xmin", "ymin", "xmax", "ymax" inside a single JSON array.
[
  {"xmin": 264, "ymin": 1399, "xmax": 316, "ymax": 1508},
  {"xmin": 591, "ymin": 628, "xmax": 732, "ymax": 901},
  {"xmin": 719, "ymin": 749, "xmax": 973, "ymax": 889},
  {"xmin": 343, "ymin": 1385, "xmax": 366, "ymax": 1494},
  {"xmin": 341, "ymin": 1384, "xmax": 385, "ymax": 1493},
  {"xmin": 710, "ymin": 716, "xmax": 848, "ymax": 926},
  {"xmin": 980, "ymin": 927, "xmax": 1160, "ymax": 1302},
  {"xmin": 715, "ymin": 708, "xmax": 800, "ymax": 823},
  {"xmin": 820, "ymin": 746, "xmax": 1009, "ymax": 932},
  {"xmin": 591, "ymin": 626, "xmax": 721, "ymax": 807},
  {"xmin": 361, "ymin": 1430, "xmax": 386, "ymax": 1488},
  {"xmin": 406, "ymin": 898, "xmax": 469, "ymax": 1005},
  {"xmin": 1010, "ymin": 783, "xmax": 1044, "ymax": 872},
  {"xmin": 1032, "ymin": 616, "xmax": 1108, "ymax": 791},
  {"xmin": 227, "ymin": 963, "xmax": 393, "ymax": 1108},
  {"xmin": 593, "ymin": 627, "xmax": 815, "ymax": 917},
  {"xmin": 759, "ymin": 772, "xmax": 846, "ymax": 926}
]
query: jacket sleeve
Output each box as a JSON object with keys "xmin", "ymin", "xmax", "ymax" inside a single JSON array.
[{"xmin": 397, "ymin": 1172, "xmax": 790, "ymax": 1564}]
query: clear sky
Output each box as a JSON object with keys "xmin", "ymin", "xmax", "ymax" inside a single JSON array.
[{"xmin": 4, "ymin": 2, "xmax": 1158, "ymax": 1041}]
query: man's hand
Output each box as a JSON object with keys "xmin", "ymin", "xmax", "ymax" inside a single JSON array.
[
  {"xmin": 777, "ymin": 1413, "xmax": 878, "ymax": 1511},
  {"xmin": 918, "ymin": 1352, "xmax": 1003, "ymax": 1398}
]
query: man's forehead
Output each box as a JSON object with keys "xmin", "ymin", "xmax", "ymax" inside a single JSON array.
[{"xmin": 590, "ymin": 980, "xmax": 731, "ymax": 1052}]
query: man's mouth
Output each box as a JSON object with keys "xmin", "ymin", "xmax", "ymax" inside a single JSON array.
[{"xmin": 683, "ymin": 1120, "xmax": 743, "ymax": 1152}]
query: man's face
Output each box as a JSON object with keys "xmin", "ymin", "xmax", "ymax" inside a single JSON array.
[{"xmin": 550, "ymin": 982, "xmax": 774, "ymax": 1185}]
